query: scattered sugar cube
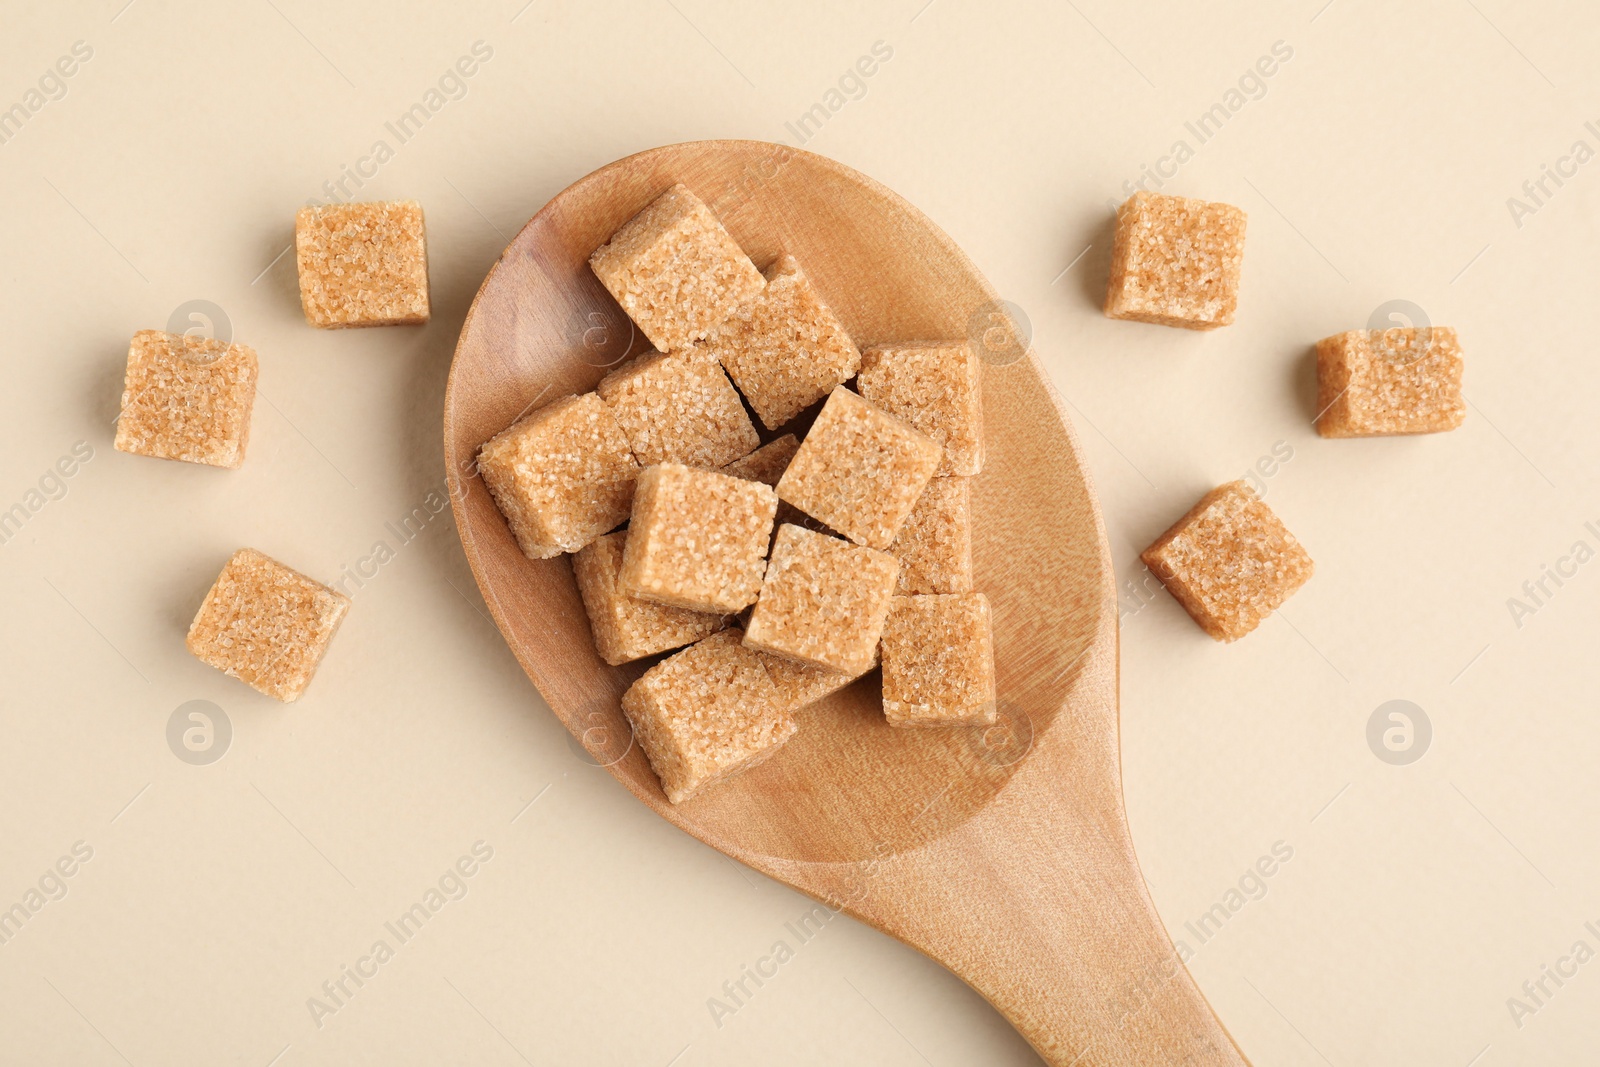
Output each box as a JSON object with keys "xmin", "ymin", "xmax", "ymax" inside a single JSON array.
[
  {"xmin": 880, "ymin": 593, "xmax": 996, "ymax": 727},
  {"xmin": 114, "ymin": 330, "xmax": 258, "ymax": 469},
  {"xmin": 857, "ymin": 341, "xmax": 984, "ymax": 476},
  {"xmin": 704, "ymin": 254, "xmax": 861, "ymax": 430},
  {"xmin": 620, "ymin": 463, "xmax": 776, "ymax": 613},
  {"xmin": 590, "ymin": 184, "xmax": 764, "ymax": 353},
  {"xmin": 1141, "ymin": 480, "xmax": 1314, "ymax": 642},
  {"xmin": 295, "ymin": 200, "xmax": 430, "ymax": 328},
  {"xmin": 889, "ymin": 477, "xmax": 973, "ymax": 594},
  {"xmin": 573, "ymin": 532, "xmax": 727, "ymax": 665},
  {"xmin": 759, "ymin": 650, "xmax": 872, "ymax": 714},
  {"xmin": 1104, "ymin": 191, "xmax": 1246, "ymax": 330},
  {"xmin": 477, "ymin": 393, "xmax": 639, "ymax": 559},
  {"xmin": 621, "ymin": 629, "xmax": 797, "ymax": 804},
  {"xmin": 1315, "ymin": 327, "xmax": 1466, "ymax": 437},
  {"xmin": 744, "ymin": 524, "xmax": 899, "ymax": 676},
  {"xmin": 776, "ymin": 387, "xmax": 942, "ymax": 550},
  {"xmin": 596, "ymin": 349, "xmax": 759, "ymax": 468},
  {"xmin": 186, "ymin": 548, "xmax": 350, "ymax": 702}
]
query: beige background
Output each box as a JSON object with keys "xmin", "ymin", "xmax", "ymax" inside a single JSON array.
[{"xmin": 2, "ymin": 0, "xmax": 1597, "ymax": 1063}]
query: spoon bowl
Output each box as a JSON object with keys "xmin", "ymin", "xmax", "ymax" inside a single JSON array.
[{"xmin": 444, "ymin": 140, "xmax": 1249, "ymax": 1066}]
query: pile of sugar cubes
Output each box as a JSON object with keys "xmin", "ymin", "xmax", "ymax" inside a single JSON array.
[
  {"xmin": 1104, "ymin": 190, "xmax": 1465, "ymax": 642},
  {"xmin": 113, "ymin": 200, "xmax": 432, "ymax": 701},
  {"xmin": 477, "ymin": 185, "xmax": 994, "ymax": 804}
]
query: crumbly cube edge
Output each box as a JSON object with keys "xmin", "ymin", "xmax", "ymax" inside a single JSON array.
[
  {"xmin": 620, "ymin": 630, "xmax": 797, "ymax": 804},
  {"xmin": 856, "ymin": 341, "xmax": 984, "ymax": 477},
  {"xmin": 1140, "ymin": 480, "xmax": 1314, "ymax": 641},
  {"xmin": 720, "ymin": 434, "xmax": 799, "ymax": 488},
  {"xmin": 596, "ymin": 349, "xmax": 759, "ymax": 468},
  {"xmin": 757, "ymin": 648, "xmax": 872, "ymax": 714},
  {"xmin": 775, "ymin": 387, "xmax": 943, "ymax": 550},
  {"xmin": 573, "ymin": 532, "xmax": 727, "ymax": 665},
  {"xmin": 185, "ymin": 548, "xmax": 350, "ymax": 702},
  {"xmin": 1104, "ymin": 191, "xmax": 1246, "ymax": 330},
  {"xmin": 477, "ymin": 393, "xmax": 639, "ymax": 559},
  {"xmin": 1314, "ymin": 327, "xmax": 1466, "ymax": 437},
  {"xmin": 889, "ymin": 476, "xmax": 974, "ymax": 594},
  {"xmin": 619, "ymin": 463, "xmax": 777, "ymax": 613},
  {"xmin": 114, "ymin": 330, "xmax": 258, "ymax": 470},
  {"xmin": 295, "ymin": 200, "xmax": 430, "ymax": 328},
  {"xmin": 743, "ymin": 523, "xmax": 900, "ymax": 676},
  {"xmin": 880, "ymin": 593, "xmax": 997, "ymax": 728},
  {"xmin": 720, "ymin": 434, "xmax": 811, "ymax": 529},
  {"xmin": 707, "ymin": 254, "xmax": 861, "ymax": 430},
  {"xmin": 589, "ymin": 184, "xmax": 764, "ymax": 353}
]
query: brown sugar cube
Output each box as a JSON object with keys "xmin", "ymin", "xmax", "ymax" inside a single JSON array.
[
  {"xmin": 744, "ymin": 524, "xmax": 899, "ymax": 676},
  {"xmin": 1141, "ymin": 481, "xmax": 1314, "ymax": 642},
  {"xmin": 596, "ymin": 349, "xmax": 759, "ymax": 468},
  {"xmin": 856, "ymin": 341, "xmax": 984, "ymax": 477},
  {"xmin": 619, "ymin": 464, "xmax": 776, "ymax": 613},
  {"xmin": 759, "ymin": 650, "xmax": 872, "ymax": 714},
  {"xmin": 720, "ymin": 433, "xmax": 798, "ymax": 487},
  {"xmin": 880, "ymin": 593, "xmax": 996, "ymax": 728},
  {"xmin": 114, "ymin": 330, "xmax": 258, "ymax": 469},
  {"xmin": 1315, "ymin": 327, "xmax": 1466, "ymax": 437},
  {"xmin": 1104, "ymin": 191, "xmax": 1246, "ymax": 330},
  {"xmin": 589, "ymin": 183, "xmax": 764, "ymax": 353},
  {"xmin": 295, "ymin": 200, "xmax": 429, "ymax": 328},
  {"xmin": 703, "ymin": 254, "xmax": 861, "ymax": 430},
  {"xmin": 186, "ymin": 548, "xmax": 350, "ymax": 702},
  {"xmin": 776, "ymin": 388, "xmax": 942, "ymax": 550},
  {"xmin": 621, "ymin": 629, "xmax": 797, "ymax": 804},
  {"xmin": 572, "ymin": 532, "xmax": 727, "ymax": 665},
  {"xmin": 889, "ymin": 477, "xmax": 973, "ymax": 594},
  {"xmin": 720, "ymin": 434, "xmax": 808, "ymax": 528},
  {"xmin": 477, "ymin": 393, "xmax": 639, "ymax": 559}
]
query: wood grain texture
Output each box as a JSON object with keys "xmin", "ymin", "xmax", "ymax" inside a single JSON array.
[{"xmin": 443, "ymin": 140, "xmax": 1249, "ymax": 1066}]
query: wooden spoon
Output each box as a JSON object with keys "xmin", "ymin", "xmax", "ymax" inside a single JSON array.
[{"xmin": 443, "ymin": 140, "xmax": 1250, "ymax": 1066}]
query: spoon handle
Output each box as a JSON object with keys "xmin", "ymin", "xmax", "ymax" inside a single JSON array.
[{"xmin": 754, "ymin": 626, "xmax": 1250, "ymax": 1066}]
